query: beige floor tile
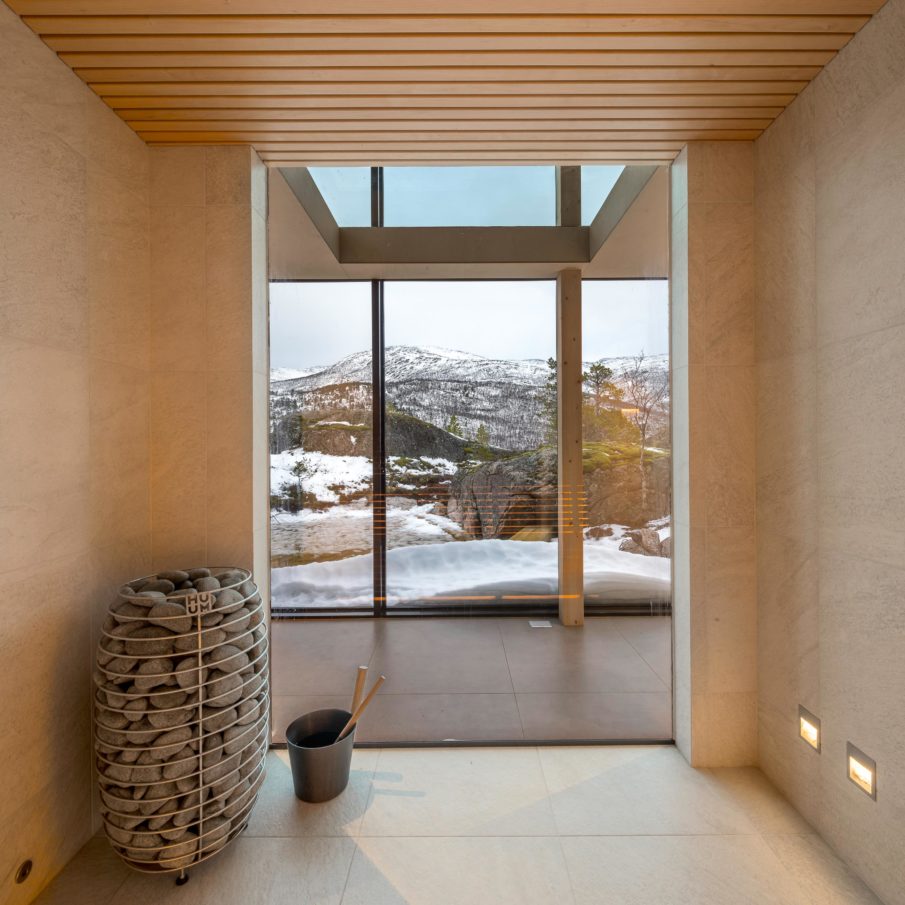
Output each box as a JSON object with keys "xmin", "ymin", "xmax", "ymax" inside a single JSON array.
[
  {"xmin": 359, "ymin": 747, "xmax": 557, "ymax": 837},
  {"xmin": 31, "ymin": 836, "xmax": 130, "ymax": 905},
  {"xmin": 341, "ymin": 836, "xmax": 575, "ymax": 905},
  {"xmin": 562, "ymin": 835, "xmax": 802, "ymax": 905},
  {"xmin": 245, "ymin": 750, "xmax": 379, "ymax": 838},
  {"xmin": 762, "ymin": 834, "xmax": 884, "ymax": 905},
  {"xmin": 700, "ymin": 767, "xmax": 816, "ymax": 836},
  {"xmin": 539, "ymin": 746, "xmax": 756, "ymax": 836},
  {"xmin": 108, "ymin": 837, "xmax": 355, "ymax": 905}
]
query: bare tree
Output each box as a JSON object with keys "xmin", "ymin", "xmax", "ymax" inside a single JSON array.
[{"xmin": 621, "ymin": 352, "xmax": 669, "ymax": 513}]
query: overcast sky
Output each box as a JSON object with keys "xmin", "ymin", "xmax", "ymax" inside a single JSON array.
[{"xmin": 270, "ymin": 279, "xmax": 668, "ymax": 370}]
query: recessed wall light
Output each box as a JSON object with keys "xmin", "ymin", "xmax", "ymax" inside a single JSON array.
[
  {"xmin": 846, "ymin": 742, "xmax": 877, "ymax": 800},
  {"xmin": 798, "ymin": 705, "xmax": 821, "ymax": 751}
]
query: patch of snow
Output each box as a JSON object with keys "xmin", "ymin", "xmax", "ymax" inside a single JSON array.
[
  {"xmin": 271, "ymin": 535, "xmax": 669, "ymax": 608},
  {"xmin": 270, "ymin": 449, "xmax": 371, "ymax": 503}
]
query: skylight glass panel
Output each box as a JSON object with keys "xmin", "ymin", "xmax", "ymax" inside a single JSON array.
[
  {"xmin": 307, "ymin": 166, "xmax": 371, "ymax": 227},
  {"xmin": 383, "ymin": 166, "xmax": 556, "ymax": 226},
  {"xmin": 581, "ymin": 165, "xmax": 625, "ymax": 225}
]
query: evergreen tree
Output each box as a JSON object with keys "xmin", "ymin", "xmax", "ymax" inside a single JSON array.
[
  {"xmin": 446, "ymin": 414, "xmax": 462, "ymax": 436},
  {"xmin": 476, "ymin": 423, "xmax": 489, "ymax": 448},
  {"xmin": 582, "ymin": 361, "xmax": 618, "ymax": 414}
]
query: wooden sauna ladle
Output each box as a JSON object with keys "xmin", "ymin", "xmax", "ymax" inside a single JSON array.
[{"xmin": 338, "ymin": 674, "xmax": 386, "ymax": 741}]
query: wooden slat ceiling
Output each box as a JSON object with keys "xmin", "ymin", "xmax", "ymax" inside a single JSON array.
[{"xmin": 10, "ymin": 1, "xmax": 883, "ymax": 166}]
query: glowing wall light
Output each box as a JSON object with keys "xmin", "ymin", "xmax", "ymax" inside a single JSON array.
[
  {"xmin": 846, "ymin": 743, "xmax": 877, "ymax": 800},
  {"xmin": 798, "ymin": 706, "xmax": 821, "ymax": 751}
]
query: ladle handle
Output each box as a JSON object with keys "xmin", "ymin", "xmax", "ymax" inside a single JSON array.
[{"xmin": 338, "ymin": 674, "xmax": 386, "ymax": 741}]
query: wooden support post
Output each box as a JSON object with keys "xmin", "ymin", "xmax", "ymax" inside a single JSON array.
[
  {"xmin": 556, "ymin": 165, "xmax": 582, "ymax": 228},
  {"xmin": 557, "ymin": 268, "xmax": 584, "ymax": 627}
]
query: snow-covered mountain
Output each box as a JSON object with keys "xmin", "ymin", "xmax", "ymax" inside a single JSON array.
[
  {"xmin": 270, "ymin": 366, "xmax": 324, "ymax": 382},
  {"xmin": 271, "ymin": 346, "xmax": 551, "ymax": 394},
  {"xmin": 270, "ymin": 346, "xmax": 668, "ymax": 452}
]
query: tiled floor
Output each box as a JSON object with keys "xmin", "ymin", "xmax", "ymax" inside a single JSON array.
[
  {"xmin": 35, "ymin": 746, "xmax": 883, "ymax": 905},
  {"xmin": 271, "ymin": 615, "xmax": 672, "ymax": 743}
]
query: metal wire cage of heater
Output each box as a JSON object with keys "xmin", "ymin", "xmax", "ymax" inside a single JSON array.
[{"xmin": 93, "ymin": 567, "xmax": 269, "ymax": 881}]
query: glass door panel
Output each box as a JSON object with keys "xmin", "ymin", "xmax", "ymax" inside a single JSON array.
[
  {"xmin": 581, "ymin": 280, "xmax": 671, "ymax": 610},
  {"xmin": 269, "ymin": 282, "xmax": 374, "ymax": 612},
  {"xmin": 383, "ymin": 280, "xmax": 558, "ymax": 612}
]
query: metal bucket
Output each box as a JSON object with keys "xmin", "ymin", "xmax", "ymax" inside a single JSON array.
[{"xmin": 285, "ymin": 709, "xmax": 356, "ymax": 803}]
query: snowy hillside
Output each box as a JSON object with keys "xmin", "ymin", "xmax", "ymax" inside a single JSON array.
[
  {"xmin": 271, "ymin": 346, "xmax": 550, "ymax": 394},
  {"xmin": 272, "ymin": 346, "xmax": 667, "ymax": 395},
  {"xmin": 270, "ymin": 346, "xmax": 668, "ymax": 451}
]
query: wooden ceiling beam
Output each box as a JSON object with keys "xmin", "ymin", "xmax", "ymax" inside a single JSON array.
[
  {"xmin": 23, "ymin": 14, "xmax": 870, "ymax": 37},
  {"xmin": 118, "ymin": 107, "xmax": 785, "ymax": 121},
  {"xmin": 7, "ymin": 2, "xmax": 886, "ymax": 16},
  {"xmin": 105, "ymin": 95, "xmax": 796, "ymax": 109},
  {"xmin": 90, "ymin": 80, "xmax": 810, "ymax": 96},
  {"xmin": 130, "ymin": 118, "xmax": 772, "ymax": 131},
  {"xmin": 76, "ymin": 66, "xmax": 823, "ymax": 83},
  {"xmin": 60, "ymin": 49, "xmax": 837, "ymax": 68},
  {"xmin": 45, "ymin": 33, "xmax": 851, "ymax": 53},
  {"xmin": 139, "ymin": 133, "xmax": 750, "ymax": 144}
]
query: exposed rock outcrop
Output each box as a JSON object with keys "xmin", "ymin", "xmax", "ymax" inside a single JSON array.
[{"xmin": 447, "ymin": 449, "xmax": 558, "ymax": 539}]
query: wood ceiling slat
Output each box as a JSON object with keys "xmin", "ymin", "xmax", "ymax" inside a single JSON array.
[
  {"xmin": 23, "ymin": 14, "xmax": 870, "ymax": 36},
  {"xmin": 117, "ymin": 106, "xmax": 785, "ymax": 120},
  {"xmin": 136, "ymin": 131, "xmax": 762, "ymax": 142},
  {"xmin": 105, "ymin": 95, "xmax": 796, "ymax": 109},
  {"xmin": 91, "ymin": 80, "xmax": 809, "ymax": 96},
  {"xmin": 60, "ymin": 50, "xmax": 837, "ymax": 68},
  {"xmin": 130, "ymin": 118, "xmax": 772, "ymax": 131},
  {"xmin": 76, "ymin": 67, "xmax": 823, "ymax": 83},
  {"xmin": 7, "ymin": 1, "xmax": 886, "ymax": 16},
  {"xmin": 45, "ymin": 33, "xmax": 852, "ymax": 52}
]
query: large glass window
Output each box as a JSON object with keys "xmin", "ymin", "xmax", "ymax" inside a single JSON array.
[
  {"xmin": 383, "ymin": 281, "xmax": 557, "ymax": 609},
  {"xmin": 581, "ymin": 280, "xmax": 671, "ymax": 609},
  {"xmin": 269, "ymin": 278, "xmax": 671, "ymax": 614},
  {"xmin": 269, "ymin": 282, "xmax": 373, "ymax": 610},
  {"xmin": 383, "ymin": 166, "xmax": 556, "ymax": 226}
]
